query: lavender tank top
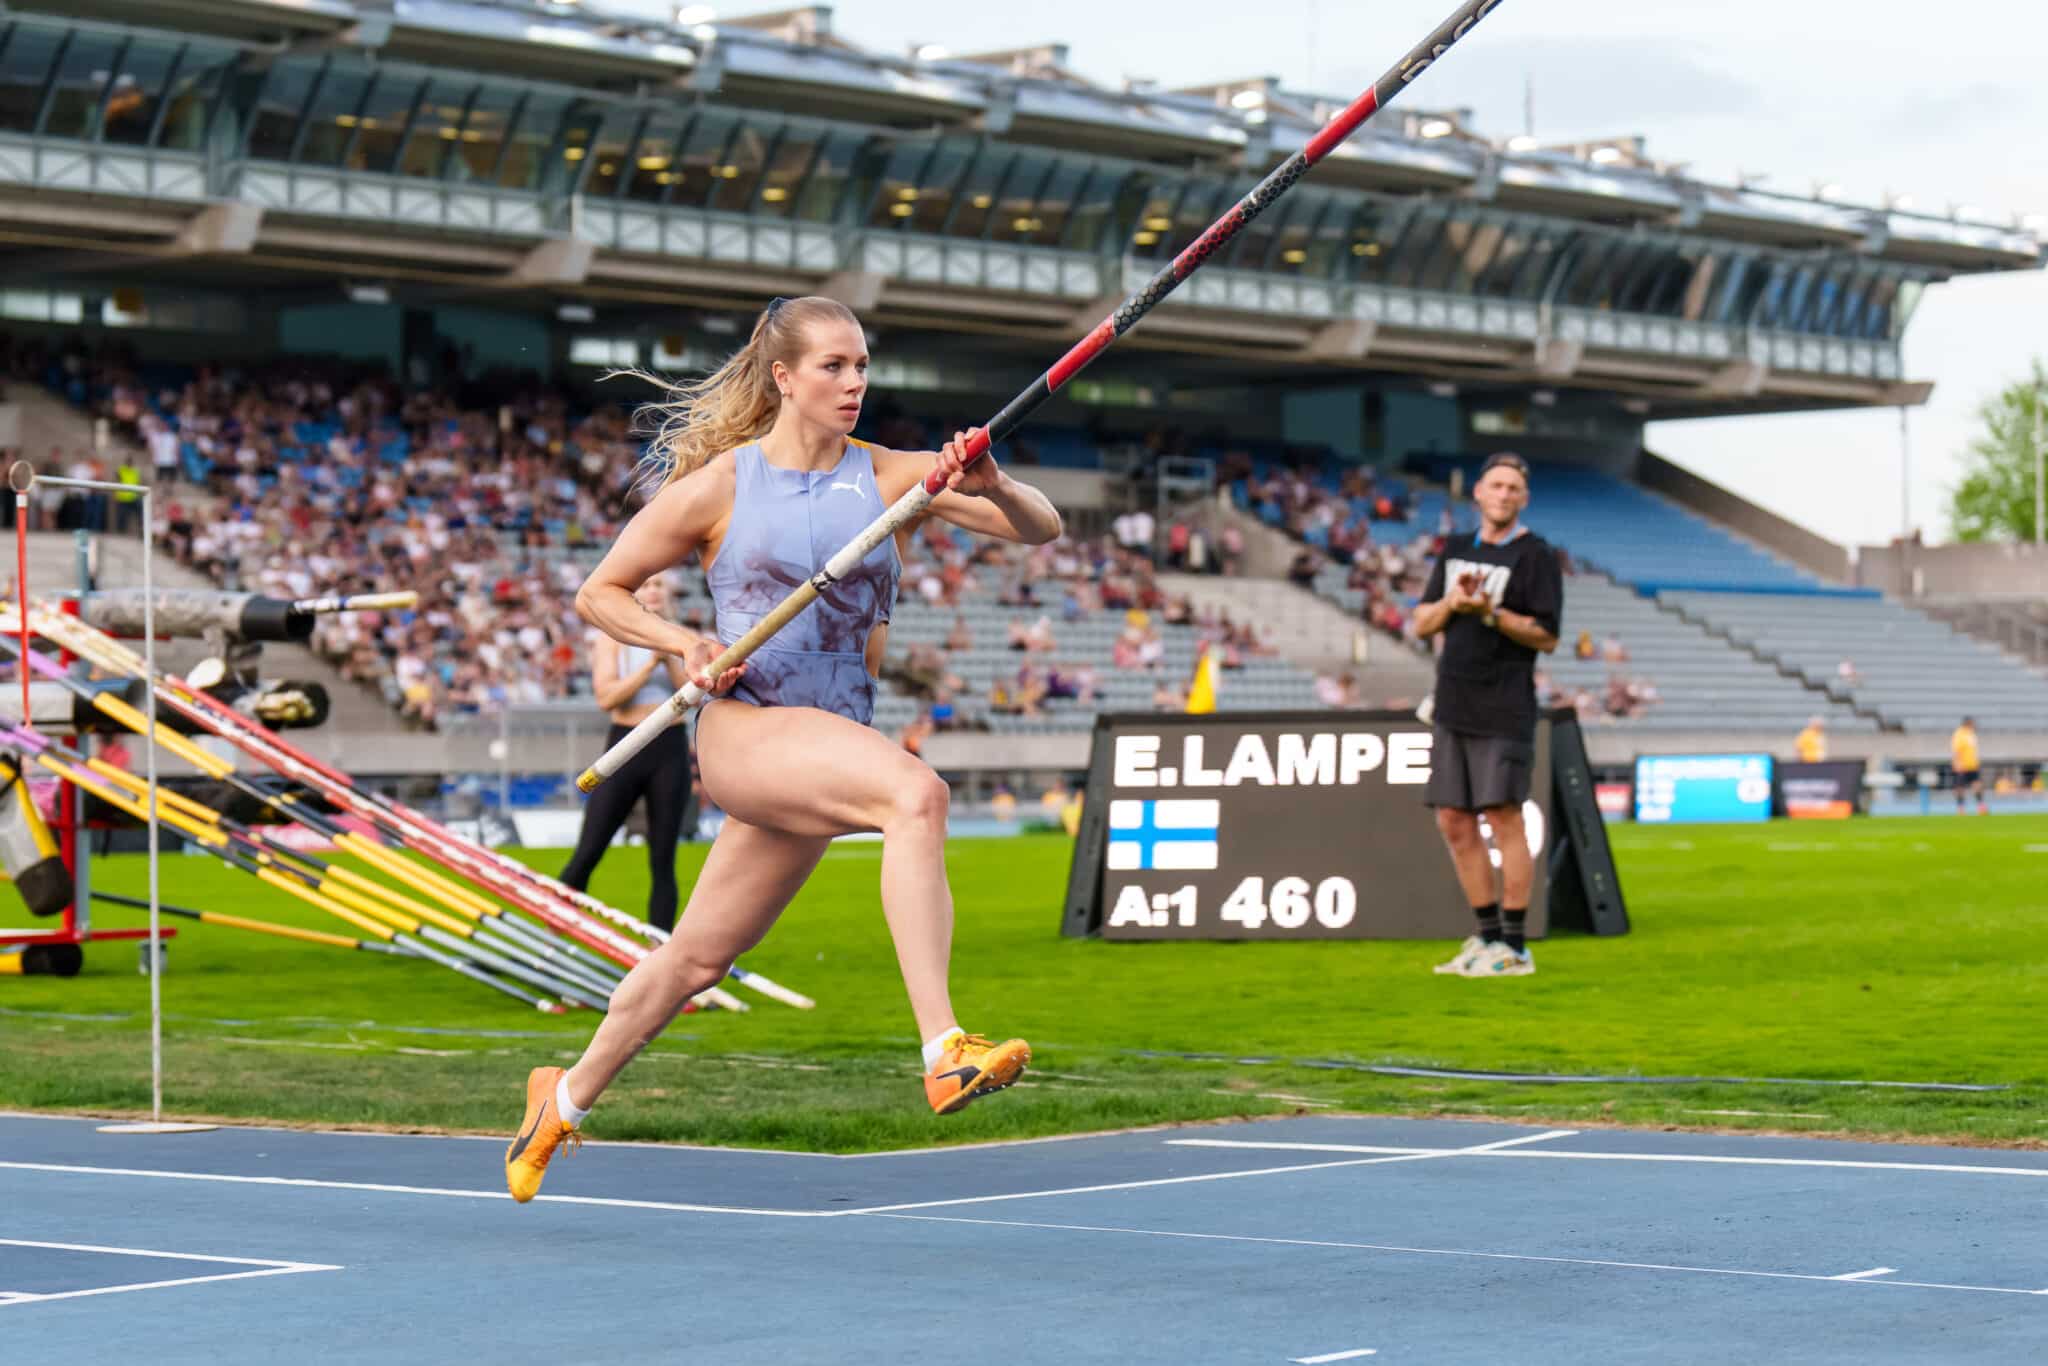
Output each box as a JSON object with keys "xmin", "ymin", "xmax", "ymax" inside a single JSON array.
[{"xmin": 706, "ymin": 440, "xmax": 899, "ymax": 726}]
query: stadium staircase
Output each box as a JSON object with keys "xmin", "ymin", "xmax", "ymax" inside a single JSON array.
[{"xmin": 1155, "ymin": 569, "xmax": 1434, "ymax": 706}]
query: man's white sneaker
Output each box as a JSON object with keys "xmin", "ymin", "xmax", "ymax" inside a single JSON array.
[
  {"xmin": 1462, "ymin": 942, "xmax": 1535, "ymax": 977},
  {"xmin": 1433, "ymin": 935, "xmax": 1489, "ymax": 975}
]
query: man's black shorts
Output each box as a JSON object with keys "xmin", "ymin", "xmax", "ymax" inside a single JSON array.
[{"xmin": 1424, "ymin": 724, "xmax": 1532, "ymax": 811}]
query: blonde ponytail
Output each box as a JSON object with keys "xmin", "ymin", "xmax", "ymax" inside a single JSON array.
[{"xmin": 627, "ymin": 295, "xmax": 861, "ymax": 490}]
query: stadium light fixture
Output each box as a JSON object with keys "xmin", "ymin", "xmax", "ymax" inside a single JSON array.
[
  {"xmin": 1133, "ymin": 231, "xmax": 1159, "ymax": 246},
  {"xmin": 1814, "ymin": 181, "xmax": 1843, "ymax": 201},
  {"xmin": 971, "ymin": 194, "xmax": 993, "ymax": 209},
  {"xmin": 1589, "ymin": 145, "xmax": 1624, "ymax": 165},
  {"xmin": 1281, "ymin": 248, "xmax": 1308, "ymax": 265},
  {"xmin": 557, "ymin": 303, "xmax": 596, "ymax": 323},
  {"xmin": 675, "ymin": 4, "xmax": 715, "ymax": 22},
  {"xmin": 1419, "ymin": 118, "xmax": 1455, "ymax": 139},
  {"xmin": 1142, "ymin": 216, "xmax": 1172, "ymax": 232},
  {"xmin": 1505, "ymin": 134, "xmax": 1538, "ymax": 153},
  {"xmin": 761, "ymin": 186, "xmax": 789, "ymax": 202},
  {"xmin": 1230, "ymin": 89, "xmax": 1266, "ymax": 110},
  {"xmin": 1952, "ymin": 203, "xmax": 1978, "ymax": 221},
  {"xmin": 889, "ymin": 203, "xmax": 914, "ymax": 218},
  {"xmin": 916, "ymin": 44, "xmax": 951, "ymax": 62},
  {"xmin": 1887, "ymin": 192, "xmax": 1916, "ymax": 212},
  {"xmin": 346, "ymin": 284, "xmax": 391, "ymax": 305}
]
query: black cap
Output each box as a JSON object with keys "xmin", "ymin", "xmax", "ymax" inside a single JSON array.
[{"xmin": 1478, "ymin": 452, "xmax": 1530, "ymax": 481}]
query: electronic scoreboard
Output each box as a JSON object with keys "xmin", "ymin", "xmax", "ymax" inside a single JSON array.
[{"xmin": 1062, "ymin": 709, "xmax": 1626, "ymax": 941}]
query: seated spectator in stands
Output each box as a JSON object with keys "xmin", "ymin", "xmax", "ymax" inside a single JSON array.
[
  {"xmin": 1570, "ymin": 687, "xmax": 1600, "ymax": 722},
  {"xmin": 1534, "ymin": 668, "xmax": 1560, "ymax": 709},
  {"xmin": 1151, "ymin": 679, "xmax": 1187, "ymax": 710},
  {"xmin": 1287, "ymin": 549, "xmax": 1320, "ymax": 589},
  {"xmin": 898, "ymin": 710, "xmax": 935, "ymax": 757},
  {"xmin": 1010, "ymin": 664, "xmax": 1050, "ymax": 717},
  {"xmin": 1163, "ymin": 594, "xmax": 1193, "ymax": 627},
  {"xmin": 1836, "ymin": 658, "xmax": 1861, "ymax": 689},
  {"xmin": 1601, "ymin": 633, "xmax": 1629, "ymax": 664},
  {"xmin": 1165, "ymin": 520, "xmax": 1192, "ymax": 569},
  {"xmin": 1314, "ymin": 671, "xmax": 1361, "ymax": 708},
  {"xmin": 1218, "ymin": 523, "xmax": 1245, "ymax": 577},
  {"xmin": 944, "ymin": 614, "xmax": 974, "ymax": 652},
  {"xmin": 1575, "ymin": 629, "xmax": 1597, "ymax": 660},
  {"xmin": 1006, "ymin": 619, "xmax": 1031, "ymax": 652},
  {"xmin": 1796, "ymin": 716, "xmax": 1828, "ymax": 762},
  {"xmin": 1603, "ymin": 675, "xmax": 1640, "ymax": 720},
  {"xmin": 1024, "ymin": 614, "xmax": 1057, "ymax": 654},
  {"xmin": 1112, "ymin": 629, "xmax": 1141, "ymax": 672},
  {"xmin": 1112, "ymin": 507, "xmax": 1155, "ymax": 557},
  {"xmin": 1044, "ymin": 661, "xmax": 1097, "ymax": 704},
  {"xmin": 1137, "ymin": 623, "xmax": 1165, "ymax": 672},
  {"xmin": 1060, "ymin": 585, "xmax": 1086, "ymax": 622},
  {"xmin": 997, "ymin": 576, "xmax": 1041, "ymax": 608}
]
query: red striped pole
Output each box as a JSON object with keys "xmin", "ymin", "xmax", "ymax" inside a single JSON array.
[{"xmin": 580, "ymin": 0, "xmax": 1506, "ymax": 789}]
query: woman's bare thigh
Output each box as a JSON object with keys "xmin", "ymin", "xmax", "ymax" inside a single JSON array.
[
  {"xmin": 696, "ymin": 699, "xmax": 939, "ymax": 839},
  {"xmin": 669, "ymin": 814, "xmax": 831, "ymax": 965}
]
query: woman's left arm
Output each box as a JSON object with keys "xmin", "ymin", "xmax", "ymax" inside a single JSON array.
[{"xmin": 874, "ymin": 433, "xmax": 1063, "ymax": 546}]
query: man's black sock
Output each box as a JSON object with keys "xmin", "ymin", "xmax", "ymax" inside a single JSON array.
[
  {"xmin": 1503, "ymin": 909, "xmax": 1528, "ymax": 954},
  {"xmin": 1474, "ymin": 903, "xmax": 1502, "ymax": 943}
]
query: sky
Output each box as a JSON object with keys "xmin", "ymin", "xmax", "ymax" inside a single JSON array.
[{"xmin": 613, "ymin": 0, "xmax": 2048, "ymax": 546}]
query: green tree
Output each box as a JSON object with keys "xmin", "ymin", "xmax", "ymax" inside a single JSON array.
[{"xmin": 1948, "ymin": 359, "xmax": 2048, "ymax": 542}]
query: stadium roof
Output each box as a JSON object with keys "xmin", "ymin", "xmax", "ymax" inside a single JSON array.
[{"xmin": 47, "ymin": 0, "xmax": 2041, "ymax": 270}]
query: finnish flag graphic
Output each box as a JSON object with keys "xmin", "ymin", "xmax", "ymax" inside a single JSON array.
[{"xmin": 1106, "ymin": 799, "xmax": 1221, "ymax": 871}]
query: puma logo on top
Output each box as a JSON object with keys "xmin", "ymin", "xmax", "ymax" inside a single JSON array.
[{"xmin": 829, "ymin": 471, "xmax": 866, "ymax": 496}]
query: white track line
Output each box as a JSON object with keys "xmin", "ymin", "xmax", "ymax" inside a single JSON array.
[
  {"xmin": 867, "ymin": 1214, "xmax": 2048, "ymax": 1299},
  {"xmin": 1167, "ymin": 1139, "xmax": 2048, "ymax": 1179},
  {"xmin": 1291, "ymin": 1350, "xmax": 1376, "ymax": 1363},
  {"xmin": 1832, "ymin": 1267, "xmax": 1898, "ymax": 1281},
  {"xmin": 841, "ymin": 1130, "xmax": 1576, "ymax": 1216},
  {"xmin": 0, "ymin": 1132, "xmax": 1577, "ymax": 1220},
  {"xmin": 0, "ymin": 1238, "xmax": 339, "ymax": 1309},
  {"xmin": 0, "ymin": 1161, "xmax": 835, "ymax": 1217}
]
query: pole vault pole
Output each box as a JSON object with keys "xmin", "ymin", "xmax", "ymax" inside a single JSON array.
[{"xmin": 577, "ymin": 0, "xmax": 1506, "ymax": 790}]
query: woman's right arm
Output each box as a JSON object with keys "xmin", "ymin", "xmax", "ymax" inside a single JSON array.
[{"xmin": 575, "ymin": 466, "xmax": 743, "ymax": 693}]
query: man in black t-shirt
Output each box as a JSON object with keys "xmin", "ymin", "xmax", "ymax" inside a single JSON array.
[{"xmin": 1412, "ymin": 453, "xmax": 1562, "ymax": 978}]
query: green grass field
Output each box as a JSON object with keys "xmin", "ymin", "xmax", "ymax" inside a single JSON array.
[{"xmin": 3, "ymin": 816, "xmax": 2045, "ymax": 1153}]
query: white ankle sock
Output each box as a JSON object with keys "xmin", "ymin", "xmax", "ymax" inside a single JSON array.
[
  {"xmin": 555, "ymin": 1074, "xmax": 590, "ymax": 1127},
  {"xmin": 921, "ymin": 1027, "xmax": 964, "ymax": 1070}
]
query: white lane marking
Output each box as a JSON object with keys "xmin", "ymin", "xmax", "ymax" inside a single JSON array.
[
  {"xmin": 1166, "ymin": 1140, "xmax": 2048, "ymax": 1179},
  {"xmin": 0, "ymin": 1161, "xmax": 837, "ymax": 1217},
  {"xmin": 0, "ymin": 1237, "xmax": 329, "ymax": 1266},
  {"xmin": 1291, "ymin": 1350, "xmax": 1377, "ymax": 1363},
  {"xmin": 869, "ymin": 1214, "xmax": 2048, "ymax": 1299},
  {"xmin": 0, "ymin": 1109, "xmax": 1200, "ymax": 1160},
  {"xmin": 1832, "ymin": 1267, "xmax": 1897, "ymax": 1281},
  {"xmin": 0, "ymin": 1238, "xmax": 340, "ymax": 1309},
  {"xmin": 842, "ymin": 1130, "xmax": 1577, "ymax": 1216}
]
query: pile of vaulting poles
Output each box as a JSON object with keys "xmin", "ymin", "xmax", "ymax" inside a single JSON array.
[{"xmin": 1, "ymin": 608, "xmax": 811, "ymax": 1017}]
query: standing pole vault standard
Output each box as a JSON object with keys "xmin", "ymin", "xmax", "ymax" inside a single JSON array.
[
  {"xmin": 2, "ymin": 461, "xmax": 206, "ymax": 1135},
  {"xmin": 578, "ymin": 0, "xmax": 1507, "ymax": 791}
]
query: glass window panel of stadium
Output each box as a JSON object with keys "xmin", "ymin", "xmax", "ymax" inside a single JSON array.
[{"xmin": 0, "ymin": 15, "xmax": 1939, "ymax": 346}]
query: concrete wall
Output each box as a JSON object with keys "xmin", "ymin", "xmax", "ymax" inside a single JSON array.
[
  {"xmin": 435, "ymin": 306, "xmax": 553, "ymax": 375},
  {"xmin": 1281, "ymin": 386, "xmax": 1362, "ymax": 453},
  {"xmin": 1382, "ymin": 390, "xmax": 1461, "ymax": 460},
  {"xmin": 278, "ymin": 302, "xmax": 402, "ymax": 368},
  {"xmin": 1637, "ymin": 449, "xmax": 1853, "ymax": 583},
  {"xmin": 1854, "ymin": 539, "xmax": 2048, "ymax": 598}
]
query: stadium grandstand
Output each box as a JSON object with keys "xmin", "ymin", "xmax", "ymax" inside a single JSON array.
[{"xmin": 1, "ymin": 0, "xmax": 2044, "ymax": 801}]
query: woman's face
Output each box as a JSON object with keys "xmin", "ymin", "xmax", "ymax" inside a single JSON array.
[{"xmin": 776, "ymin": 319, "xmax": 869, "ymax": 435}]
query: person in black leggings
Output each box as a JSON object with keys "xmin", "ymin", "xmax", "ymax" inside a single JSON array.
[{"xmin": 558, "ymin": 577, "xmax": 694, "ymax": 932}]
